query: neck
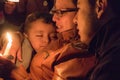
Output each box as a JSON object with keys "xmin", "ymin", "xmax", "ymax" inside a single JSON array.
[{"xmin": 61, "ymin": 28, "xmax": 79, "ymax": 43}]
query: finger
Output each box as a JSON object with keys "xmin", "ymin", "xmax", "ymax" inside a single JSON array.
[
  {"xmin": 17, "ymin": 46, "xmax": 23, "ymax": 62},
  {"xmin": 0, "ymin": 42, "xmax": 7, "ymax": 55},
  {"xmin": 8, "ymin": 46, "xmax": 17, "ymax": 63}
]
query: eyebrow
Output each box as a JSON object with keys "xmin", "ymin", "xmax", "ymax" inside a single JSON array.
[{"xmin": 35, "ymin": 31, "xmax": 43, "ymax": 33}]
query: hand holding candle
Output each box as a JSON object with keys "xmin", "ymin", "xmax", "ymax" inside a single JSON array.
[
  {"xmin": 0, "ymin": 31, "xmax": 23, "ymax": 62},
  {"xmin": 0, "ymin": 32, "xmax": 14, "ymax": 61}
]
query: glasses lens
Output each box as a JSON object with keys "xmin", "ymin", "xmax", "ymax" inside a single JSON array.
[{"xmin": 51, "ymin": 8, "xmax": 79, "ymax": 17}]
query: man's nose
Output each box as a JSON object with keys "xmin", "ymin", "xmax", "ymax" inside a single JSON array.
[
  {"xmin": 73, "ymin": 14, "xmax": 77, "ymax": 24},
  {"xmin": 52, "ymin": 14, "xmax": 60, "ymax": 22},
  {"xmin": 43, "ymin": 37, "xmax": 50, "ymax": 44}
]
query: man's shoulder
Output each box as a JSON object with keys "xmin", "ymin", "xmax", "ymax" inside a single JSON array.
[{"xmin": 56, "ymin": 41, "xmax": 90, "ymax": 61}]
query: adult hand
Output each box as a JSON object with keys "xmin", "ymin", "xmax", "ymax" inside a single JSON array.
[{"xmin": 0, "ymin": 31, "xmax": 23, "ymax": 63}]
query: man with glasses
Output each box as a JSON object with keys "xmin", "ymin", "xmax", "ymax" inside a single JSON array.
[{"xmin": 74, "ymin": 0, "xmax": 120, "ymax": 80}]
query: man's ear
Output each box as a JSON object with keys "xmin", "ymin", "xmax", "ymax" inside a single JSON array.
[{"xmin": 96, "ymin": 0, "xmax": 107, "ymax": 19}]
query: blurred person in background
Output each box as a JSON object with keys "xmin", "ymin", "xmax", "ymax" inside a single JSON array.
[
  {"xmin": 25, "ymin": 0, "xmax": 54, "ymax": 15},
  {"xmin": 4, "ymin": 0, "xmax": 54, "ymax": 27},
  {"xmin": 4, "ymin": 0, "xmax": 26, "ymax": 26}
]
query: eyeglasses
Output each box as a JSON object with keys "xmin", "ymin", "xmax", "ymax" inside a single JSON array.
[{"xmin": 50, "ymin": 8, "xmax": 79, "ymax": 17}]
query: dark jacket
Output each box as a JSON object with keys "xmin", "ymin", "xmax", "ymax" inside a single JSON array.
[{"xmin": 89, "ymin": 17, "xmax": 120, "ymax": 80}]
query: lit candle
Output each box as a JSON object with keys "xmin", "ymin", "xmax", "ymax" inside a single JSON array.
[
  {"xmin": 3, "ymin": 32, "xmax": 12, "ymax": 56},
  {"xmin": 7, "ymin": 0, "xmax": 19, "ymax": 2}
]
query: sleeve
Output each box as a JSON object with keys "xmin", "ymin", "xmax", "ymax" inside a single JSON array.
[
  {"xmin": 10, "ymin": 65, "xmax": 31, "ymax": 80},
  {"xmin": 52, "ymin": 44, "xmax": 95, "ymax": 80}
]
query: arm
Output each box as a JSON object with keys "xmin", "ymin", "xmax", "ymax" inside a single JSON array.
[{"xmin": 52, "ymin": 44, "xmax": 95, "ymax": 80}]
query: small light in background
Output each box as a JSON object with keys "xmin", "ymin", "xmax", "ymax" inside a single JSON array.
[{"xmin": 7, "ymin": 0, "xmax": 19, "ymax": 2}]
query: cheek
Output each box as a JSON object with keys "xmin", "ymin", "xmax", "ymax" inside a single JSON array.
[
  {"xmin": 61, "ymin": 17, "xmax": 75, "ymax": 29},
  {"xmin": 31, "ymin": 40, "xmax": 42, "ymax": 52},
  {"xmin": 28, "ymin": 37, "xmax": 41, "ymax": 50},
  {"xmin": 77, "ymin": 15, "xmax": 87, "ymax": 31}
]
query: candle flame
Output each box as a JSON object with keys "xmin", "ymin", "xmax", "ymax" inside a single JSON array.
[
  {"xmin": 6, "ymin": 32, "xmax": 12, "ymax": 44},
  {"xmin": 3, "ymin": 32, "xmax": 12, "ymax": 56}
]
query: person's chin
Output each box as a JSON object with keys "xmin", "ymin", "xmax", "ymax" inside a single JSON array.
[
  {"xmin": 57, "ymin": 29, "xmax": 63, "ymax": 33},
  {"xmin": 38, "ymin": 47, "xmax": 45, "ymax": 51}
]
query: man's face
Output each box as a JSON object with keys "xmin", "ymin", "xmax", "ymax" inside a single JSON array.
[
  {"xmin": 74, "ymin": 0, "xmax": 98, "ymax": 44},
  {"xmin": 52, "ymin": 0, "xmax": 77, "ymax": 33},
  {"xmin": 26, "ymin": 20, "xmax": 57, "ymax": 52},
  {"xmin": 4, "ymin": 1, "xmax": 16, "ymax": 14}
]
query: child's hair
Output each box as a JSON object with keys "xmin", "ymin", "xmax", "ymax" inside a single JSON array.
[{"xmin": 24, "ymin": 12, "xmax": 56, "ymax": 33}]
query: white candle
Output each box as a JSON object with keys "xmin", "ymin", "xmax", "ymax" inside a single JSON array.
[
  {"xmin": 7, "ymin": 0, "xmax": 19, "ymax": 2},
  {"xmin": 3, "ymin": 32, "xmax": 12, "ymax": 56}
]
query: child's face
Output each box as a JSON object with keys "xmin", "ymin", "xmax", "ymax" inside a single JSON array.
[{"xmin": 26, "ymin": 19, "xmax": 57, "ymax": 52}]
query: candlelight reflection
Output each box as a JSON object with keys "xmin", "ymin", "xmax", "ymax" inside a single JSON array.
[{"xmin": 2, "ymin": 32, "xmax": 12, "ymax": 56}]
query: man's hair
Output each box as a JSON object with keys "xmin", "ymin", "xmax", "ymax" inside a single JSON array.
[
  {"xmin": 87, "ymin": 0, "xmax": 96, "ymax": 8},
  {"xmin": 72, "ymin": 0, "xmax": 77, "ymax": 6},
  {"xmin": 53, "ymin": 0, "xmax": 120, "ymax": 15},
  {"xmin": 108, "ymin": 0, "xmax": 120, "ymax": 15},
  {"xmin": 88, "ymin": 0, "xmax": 120, "ymax": 15},
  {"xmin": 24, "ymin": 12, "xmax": 56, "ymax": 33}
]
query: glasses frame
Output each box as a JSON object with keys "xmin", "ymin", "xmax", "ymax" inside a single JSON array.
[{"xmin": 51, "ymin": 8, "xmax": 79, "ymax": 17}]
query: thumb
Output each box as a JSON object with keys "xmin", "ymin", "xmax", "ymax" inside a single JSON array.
[{"xmin": 17, "ymin": 46, "xmax": 23, "ymax": 62}]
